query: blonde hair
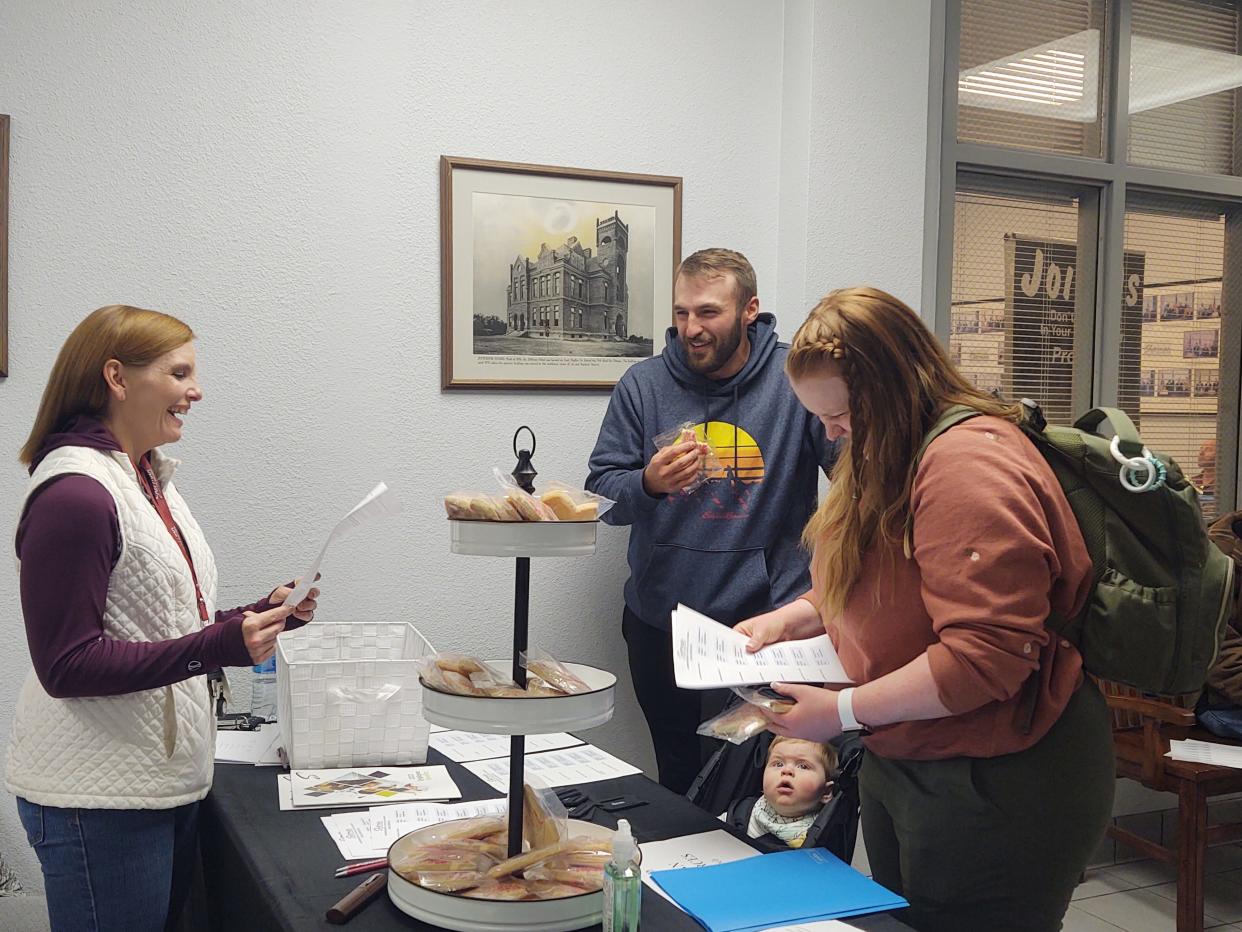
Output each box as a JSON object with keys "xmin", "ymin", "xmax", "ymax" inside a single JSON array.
[
  {"xmin": 787, "ymin": 287, "xmax": 1020, "ymax": 619},
  {"xmin": 768, "ymin": 736, "xmax": 838, "ymax": 776},
  {"xmin": 20, "ymin": 305, "xmax": 194, "ymax": 466},
  {"xmin": 677, "ymin": 248, "xmax": 757, "ymax": 310}
]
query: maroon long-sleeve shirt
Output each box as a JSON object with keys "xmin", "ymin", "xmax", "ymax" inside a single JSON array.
[{"xmin": 16, "ymin": 417, "xmax": 296, "ymax": 699}]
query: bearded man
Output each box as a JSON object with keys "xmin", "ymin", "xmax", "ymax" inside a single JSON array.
[{"xmin": 586, "ymin": 248, "xmax": 840, "ymax": 794}]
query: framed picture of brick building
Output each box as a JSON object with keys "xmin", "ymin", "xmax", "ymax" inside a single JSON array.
[{"xmin": 440, "ymin": 155, "xmax": 682, "ymax": 390}]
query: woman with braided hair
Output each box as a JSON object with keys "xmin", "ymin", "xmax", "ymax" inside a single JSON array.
[{"xmin": 736, "ymin": 287, "xmax": 1114, "ymax": 932}]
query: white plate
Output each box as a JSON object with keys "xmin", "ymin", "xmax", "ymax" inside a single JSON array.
[
  {"xmin": 387, "ymin": 818, "xmax": 611, "ymax": 932},
  {"xmin": 421, "ymin": 663, "xmax": 616, "ymax": 735},
  {"xmin": 449, "ymin": 519, "xmax": 597, "ymax": 557}
]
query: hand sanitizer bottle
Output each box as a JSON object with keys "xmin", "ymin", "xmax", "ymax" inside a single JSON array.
[{"xmin": 603, "ymin": 818, "xmax": 641, "ymax": 931}]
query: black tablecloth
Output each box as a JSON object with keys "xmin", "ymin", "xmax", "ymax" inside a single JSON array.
[{"xmin": 201, "ymin": 751, "xmax": 909, "ymax": 931}]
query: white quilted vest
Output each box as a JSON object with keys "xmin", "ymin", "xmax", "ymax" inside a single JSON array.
[{"xmin": 6, "ymin": 446, "xmax": 220, "ymax": 809}]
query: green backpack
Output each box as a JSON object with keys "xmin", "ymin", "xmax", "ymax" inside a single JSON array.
[{"xmin": 921, "ymin": 402, "xmax": 1234, "ymax": 696}]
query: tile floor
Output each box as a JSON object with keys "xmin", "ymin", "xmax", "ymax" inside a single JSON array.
[
  {"xmin": 1065, "ymin": 842, "xmax": 1242, "ymax": 931},
  {"xmin": 850, "ymin": 826, "xmax": 1242, "ymax": 930}
]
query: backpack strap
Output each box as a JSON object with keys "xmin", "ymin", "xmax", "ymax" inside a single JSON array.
[
  {"xmin": 904, "ymin": 405, "xmax": 983, "ymax": 556},
  {"xmin": 1074, "ymin": 407, "xmax": 1143, "ymax": 458},
  {"xmin": 915, "ymin": 404, "xmax": 982, "ymax": 469}
]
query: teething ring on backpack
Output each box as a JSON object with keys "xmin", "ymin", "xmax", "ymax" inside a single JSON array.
[
  {"xmin": 1110, "ymin": 435, "xmax": 1159, "ymax": 493},
  {"xmin": 1119, "ymin": 460, "xmax": 1158, "ymax": 493}
]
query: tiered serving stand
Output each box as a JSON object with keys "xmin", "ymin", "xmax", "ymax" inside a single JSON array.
[{"xmin": 387, "ymin": 497, "xmax": 617, "ymax": 931}]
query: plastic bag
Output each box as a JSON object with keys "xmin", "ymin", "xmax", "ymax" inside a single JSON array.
[
  {"xmin": 697, "ymin": 701, "xmax": 772, "ymax": 745},
  {"xmin": 536, "ymin": 481, "xmax": 616, "ymax": 521},
  {"xmin": 544, "ymin": 836, "xmax": 612, "ymax": 868},
  {"xmin": 443, "ymin": 492, "xmax": 521, "ymax": 521},
  {"xmin": 492, "ymin": 468, "xmax": 558, "ymax": 521},
  {"xmin": 523, "ymin": 863, "xmax": 604, "ymax": 891},
  {"xmin": 420, "ymin": 816, "xmax": 509, "ymax": 844},
  {"xmin": 521, "ymin": 649, "xmax": 591, "ymax": 695},
  {"xmin": 523, "ymin": 782, "xmax": 567, "ymax": 850},
  {"xmin": 461, "ymin": 878, "xmax": 536, "ymax": 900},
  {"xmin": 524, "ymin": 675, "xmax": 568, "ymax": 697},
  {"xmin": 652, "ymin": 422, "xmax": 723, "ymax": 495},
  {"xmin": 390, "ymin": 840, "xmax": 500, "ymax": 878},
  {"xmin": 411, "ymin": 870, "xmax": 486, "ymax": 894},
  {"xmin": 420, "ymin": 654, "xmax": 515, "ymax": 697},
  {"xmin": 485, "ymin": 840, "xmax": 572, "ymax": 879},
  {"xmin": 698, "ymin": 685, "xmax": 797, "ymax": 744},
  {"xmin": 732, "ymin": 684, "xmax": 796, "ymax": 714}
]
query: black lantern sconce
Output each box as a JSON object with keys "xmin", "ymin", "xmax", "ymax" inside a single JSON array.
[{"xmin": 511, "ymin": 426, "xmax": 537, "ymax": 494}]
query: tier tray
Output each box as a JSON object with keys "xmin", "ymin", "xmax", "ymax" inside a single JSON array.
[
  {"xmin": 421, "ymin": 662, "xmax": 616, "ymax": 735},
  {"xmin": 388, "ymin": 818, "xmax": 612, "ymax": 932},
  {"xmin": 449, "ymin": 519, "xmax": 597, "ymax": 558}
]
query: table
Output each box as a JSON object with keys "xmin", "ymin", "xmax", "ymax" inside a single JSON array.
[{"xmin": 200, "ymin": 751, "xmax": 910, "ymax": 931}]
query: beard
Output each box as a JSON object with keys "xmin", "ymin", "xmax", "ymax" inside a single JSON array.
[{"xmin": 683, "ymin": 313, "xmax": 744, "ymax": 376}]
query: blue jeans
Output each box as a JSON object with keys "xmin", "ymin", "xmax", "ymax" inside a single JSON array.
[
  {"xmin": 16, "ymin": 797, "xmax": 200, "ymax": 932},
  {"xmin": 1197, "ymin": 701, "xmax": 1242, "ymax": 740}
]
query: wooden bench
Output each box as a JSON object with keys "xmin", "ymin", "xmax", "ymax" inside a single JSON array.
[{"xmin": 1100, "ymin": 680, "xmax": 1242, "ymax": 932}]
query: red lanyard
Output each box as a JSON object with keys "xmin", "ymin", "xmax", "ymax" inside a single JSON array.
[{"xmin": 136, "ymin": 454, "xmax": 209, "ymax": 622}]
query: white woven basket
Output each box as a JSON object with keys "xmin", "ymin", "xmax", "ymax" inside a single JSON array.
[{"xmin": 276, "ymin": 622, "xmax": 435, "ymax": 769}]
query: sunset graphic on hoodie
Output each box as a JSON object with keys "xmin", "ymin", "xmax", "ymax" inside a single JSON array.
[{"xmin": 694, "ymin": 421, "xmax": 766, "ymax": 484}]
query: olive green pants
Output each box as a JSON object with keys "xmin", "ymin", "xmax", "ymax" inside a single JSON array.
[{"xmin": 860, "ymin": 681, "xmax": 1115, "ymax": 932}]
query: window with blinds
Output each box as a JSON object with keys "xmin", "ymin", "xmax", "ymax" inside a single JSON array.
[
  {"xmin": 950, "ymin": 175, "xmax": 1088, "ymax": 426},
  {"xmin": 957, "ymin": 0, "xmax": 1108, "ymax": 157},
  {"xmin": 1118, "ymin": 194, "xmax": 1232, "ymax": 519},
  {"xmin": 1129, "ymin": 0, "xmax": 1241, "ymax": 176}
]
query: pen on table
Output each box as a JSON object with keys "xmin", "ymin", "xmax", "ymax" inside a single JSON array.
[
  {"xmin": 334, "ymin": 858, "xmax": 388, "ymax": 878},
  {"xmin": 326, "ymin": 871, "xmax": 387, "ymax": 925}
]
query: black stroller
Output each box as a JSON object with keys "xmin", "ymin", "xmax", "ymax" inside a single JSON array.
[{"xmin": 685, "ymin": 725, "xmax": 865, "ymax": 861}]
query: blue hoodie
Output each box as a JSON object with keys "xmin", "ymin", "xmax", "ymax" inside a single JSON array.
[{"xmin": 586, "ymin": 313, "xmax": 840, "ymax": 630}]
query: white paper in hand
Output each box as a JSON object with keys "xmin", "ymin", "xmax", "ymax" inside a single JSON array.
[
  {"xmin": 672, "ymin": 604, "xmax": 852, "ymax": 689},
  {"xmin": 283, "ymin": 482, "xmax": 400, "ymax": 607}
]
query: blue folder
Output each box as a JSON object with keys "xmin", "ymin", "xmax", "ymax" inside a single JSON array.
[{"xmin": 649, "ymin": 847, "xmax": 908, "ymax": 932}]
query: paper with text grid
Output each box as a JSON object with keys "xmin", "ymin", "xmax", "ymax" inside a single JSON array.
[{"xmin": 672, "ymin": 604, "xmax": 852, "ymax": 688}]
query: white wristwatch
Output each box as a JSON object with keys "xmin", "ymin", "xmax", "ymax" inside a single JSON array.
[{"xmin": 838, "ymin": 687, "xmax": 864, "ymax": 731}]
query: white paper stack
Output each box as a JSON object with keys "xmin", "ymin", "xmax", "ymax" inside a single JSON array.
[
  {"xmin": 1167, "ymin": 739, "xmax": 1242, "ymax": 768},
  {"xmin": 287, "ymin": 765, "xmax": 460, "ymax": 808},
  {"xmin": 321, "ymin": 798, "xmax": 508, "ymax": 860},
  {"xmin": 639, "ymin": 830, "xmax": 760, "ymax": 907},
  {"xmin": 464, "ymin": 744, "xmax": 641, "ymax": 792},
  {"xmin": 214, "ymin": 729, "xmax": 282, "ymax": 766},
  {"xmin": 671, "ymin": 604, "xmax": 852, "ymax": 689}
]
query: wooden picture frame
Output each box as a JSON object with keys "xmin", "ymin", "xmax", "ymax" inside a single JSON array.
[{"xmin": 440, "ymin": 155, "xmax": 682, "ymax": 390}]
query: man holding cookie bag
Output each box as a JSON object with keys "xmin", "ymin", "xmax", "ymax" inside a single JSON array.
[{"xmin": 587, "ymin": 248, "xmax": 840, "ymax": 793}]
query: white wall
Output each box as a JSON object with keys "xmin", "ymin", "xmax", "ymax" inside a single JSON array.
[
  {"xmin": 0, "ymin": 0, "xmax": 934, "ymax": 891},
  {"xmin": 804, "ymin": 3, "xmax": 934, "ymax": 312}
]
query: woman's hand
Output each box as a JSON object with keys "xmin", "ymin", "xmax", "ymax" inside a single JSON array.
[
  {"xmin": 735, "ymin": 599, "xmax": 823, "ymax": 652},
  {"xmin": 242, "ymin": 603, "xmax": 297, "ymax": 664},
  {"xmin": 759, "ymin": 682, "xmax": 843, "ymax": 743},
  {"xmin": 268, "ymin": 579, "xmax": 320, "ymax": 623}
]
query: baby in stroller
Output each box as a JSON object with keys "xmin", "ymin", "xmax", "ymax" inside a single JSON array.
[
  {"xmin": 725, "ymin": 736, "xmax": 838, "ymax": 848},
  {"xmin": 688, "ymin": 714, "xmax": 864, "ymax": 859}
]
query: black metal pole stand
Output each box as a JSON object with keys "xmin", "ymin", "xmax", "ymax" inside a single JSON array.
[{"xmin": 506, "ymin": 556, "xmax": 531, "ymax": 857}]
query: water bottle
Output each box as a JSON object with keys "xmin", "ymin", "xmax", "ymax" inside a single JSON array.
[{"xmin": 251, "ymin": 656, "xmax": 278, "ymax": 722}]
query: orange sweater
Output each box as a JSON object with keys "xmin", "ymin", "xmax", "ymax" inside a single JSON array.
[{"xmin": 805, "ymin": 416, "xmax": 1092, "ymax": 760}]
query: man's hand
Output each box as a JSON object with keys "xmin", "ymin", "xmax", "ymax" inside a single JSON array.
[{"xmin": 643, "ymin": 436, "xmax": 707, "ymax": 496}]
